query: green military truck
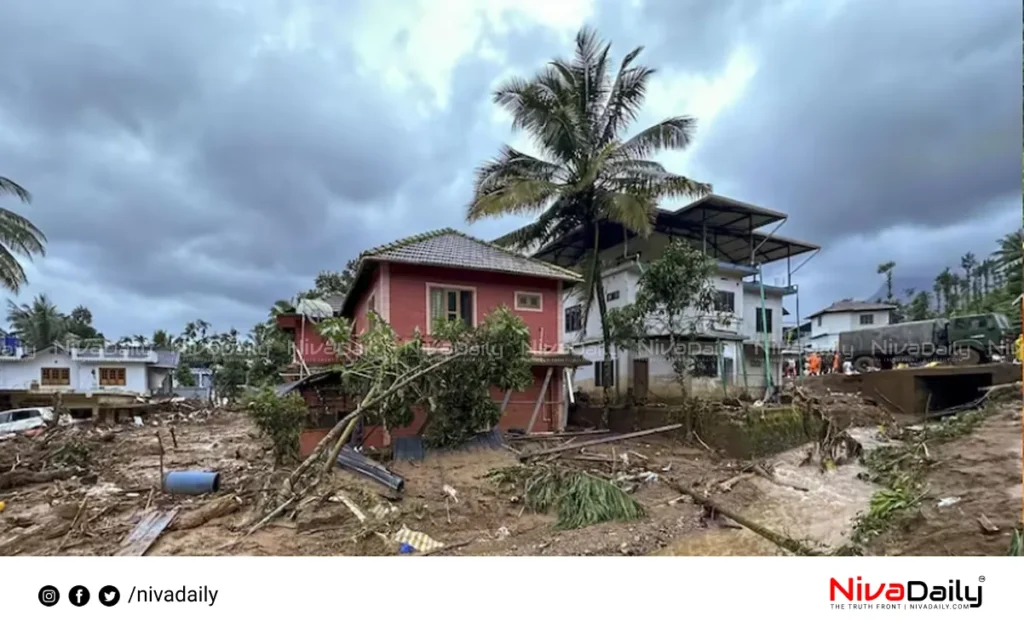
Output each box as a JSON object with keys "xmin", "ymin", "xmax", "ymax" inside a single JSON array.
[{"xmin": 839, "ymin": 313, "xmax": 1013, "ymax": 372}]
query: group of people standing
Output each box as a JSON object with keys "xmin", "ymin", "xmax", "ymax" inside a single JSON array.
[{"xmin": 783, "ymin": 351, "xmax": 852, "ymax": 377}]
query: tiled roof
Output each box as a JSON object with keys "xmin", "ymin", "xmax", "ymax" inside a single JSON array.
[
  {"xmin": 321, "ymin": 294, "xmax": 345, "ymax": 313},
  {"xmin": 360, "ymin": 228, "xmax": 581, "ymax": 282},
  {"xmin": 806, "ymin": 300, "xmax": 897, "ymax": 319}
]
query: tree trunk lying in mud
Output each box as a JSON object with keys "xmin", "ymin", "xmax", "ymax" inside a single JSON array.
[
  {"xmin": 0, "ymin": 468, "xmax": 78, "ymax": 491},
  {"xmin": 663, "ymin": 478, "xmax": 823, "ymax": 556},
  {"xmin": 170, "ymin": 495, "xmax": 242, "ymax": 531}
]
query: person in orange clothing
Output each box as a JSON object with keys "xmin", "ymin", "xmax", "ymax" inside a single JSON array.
[
  {"xmin": 808, "ymin": 352, "xmax": 821, "ymax": 376},
  {"xmin": 832, "ymin": 351, "xmax": 841, "ymax": 374}
]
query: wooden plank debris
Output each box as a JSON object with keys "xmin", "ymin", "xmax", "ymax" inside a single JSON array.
[
  {"xmin": 116, "ymin": 508, "xmax": 179, "ymax": 556},
  {"xmin": 519, "ymin": 424, "xmax": 683, "ymax": 460},
  {"xmin": 526, "ymin": 367, "xmax": 554, "ymax": 433}
]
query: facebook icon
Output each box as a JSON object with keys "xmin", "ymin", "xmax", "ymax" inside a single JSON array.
[{"xmin": 69, "ymin": 585, "xmax": 90, "ymax": 607}]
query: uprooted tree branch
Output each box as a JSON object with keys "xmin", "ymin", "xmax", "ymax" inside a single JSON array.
[{"xmin": 246, "ymin": 307, "xmax": 533, "ymax": 534}]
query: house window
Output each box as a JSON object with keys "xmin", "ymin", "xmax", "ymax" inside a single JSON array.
[
  {"xmin": 565, "ymin": 305, "xmax": 583, "ymax": 333},
  {"xmin": 816, "ymin": 316, "xmax": 822, "ymax": 327},
  {"xmin": 514, "ymin": 291, "xmax": 543, "ymax": 312},
  {"xmin": 859, "ymin": 314, "xmax": 874, "ymax": 325},
  {"xmin": 692, "ymin": 355, "xmax": 719, "ymax": 378},
  {"xmin": 41, "ymin": 367, "xmax": 70, "ymax": 386},
  {"xmin": 594, "ymin": 360, "xmax": 616, "ymax": 387},
  {"xmin": 755, "ymin": 308, "xmax": 773, "ymax": 333},
  {"xmin": 99, "ymin": 367, "xmax": 127, "ymax": 387},
  {"xmin": 714, "ymin": 290, "xmax": 735, "ymax": 313},
  {"xmin": 428, "ymin": 286, "xmax": 473, "ymax": 330},
  {"xmin": 605, "ymin": 290, "xmax": 620, "ymax": 302},
  {"xmin": 368, "ymin": 293, "xmax": 376, "ymax": 313}
]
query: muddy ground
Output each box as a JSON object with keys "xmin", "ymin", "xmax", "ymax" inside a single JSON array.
[
  {"xmin": 868, "ymin": 400, "xmax": 1022, "ymax": 556},
  {"xmin": 0, "ymin": 386, "xmax": 1017, "ymax": 557}
]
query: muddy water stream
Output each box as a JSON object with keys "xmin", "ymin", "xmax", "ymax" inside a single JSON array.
[{"xmin": 655, "ymin": 428, "xmax": 885, "ymax": 555}]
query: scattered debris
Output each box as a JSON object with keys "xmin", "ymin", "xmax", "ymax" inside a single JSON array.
[
  {"xmin": 977, "ymin": 514, "xmax": 999, "ymax": 535},
  {"xmin": 937, "ymin": 496, "xmax": 961, "ymax": 508},
  {"xmin": 519, "ymin": 424, "xmax": 683, "ymax": 460},
  {"xmin": 171, "ymin": 496, "xmax": 241, "ymax": 530},
  {"xmin": 394, "ymin": 526, "xmax": 444, "ymax": 554},
  {"xmin": 337, "ymin": 446, "xmax": 405, "ymax": 492},
  {"xmin": 116, "ymin": 508, "xmax": 179, "ymax": 556}
]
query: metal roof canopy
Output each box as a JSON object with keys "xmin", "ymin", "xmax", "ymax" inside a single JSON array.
[{"xmin": 534, "ymin": 195, "xmax": 820, "ymax": 268}]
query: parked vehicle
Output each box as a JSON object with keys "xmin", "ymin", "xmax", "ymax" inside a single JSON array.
[
  {"xmin": 839, "ymin": 313, "xmax": 1012, "ymax": 372},
  {"xmin": 0, "ymin": 406, "xmax": 56, "ymax": 435}
]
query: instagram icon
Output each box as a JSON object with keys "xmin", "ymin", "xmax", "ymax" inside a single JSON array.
[{"xmin": 38, "ymin": 585, "xmax": 60, "ymax": 606}]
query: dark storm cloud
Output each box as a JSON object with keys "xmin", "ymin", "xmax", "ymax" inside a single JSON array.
[
  {"xmin": 686, "ymin": 0, "xmax": 1021, "ymax": 241},
  {"xmin": 0, "ymin": 0, "xmax": 523, "ymax": 333},
  {"xmin": 1, "ymin": 0, "xmax": 1017, "ymax": 335},
  {"xmin": 584, "ymin": 0, "xmax": 1021, "ymax": 315}
]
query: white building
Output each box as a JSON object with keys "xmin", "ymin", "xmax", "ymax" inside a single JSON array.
[
  {"xmin": 0, "ymin": 342, "xmax": 178, "ymax": 412},
  {"xmin": 521, "ymin": 195, "xmax": 820, "ymax": 401},
  {"xmin": 805, "ymin": 300, "xmax": 896, "ymax": 351}
]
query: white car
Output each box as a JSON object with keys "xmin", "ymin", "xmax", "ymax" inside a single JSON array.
[{"xmin": 0, "ymin": 407, "xmax": 70, "ymax": 435}]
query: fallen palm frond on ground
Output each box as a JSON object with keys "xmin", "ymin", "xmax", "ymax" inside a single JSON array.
[{"xmin": 487, "ymin": 465, "xmax": 646, "ymax": 529}]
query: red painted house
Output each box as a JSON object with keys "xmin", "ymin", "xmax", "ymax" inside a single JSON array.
[{"xmin": 280, "ymin": 228, "xmax": 588, "ymax": 450}]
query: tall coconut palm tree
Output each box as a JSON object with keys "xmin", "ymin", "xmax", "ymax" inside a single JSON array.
[
  {"xmin": 0, "ymin": 176, "xmax": 47, "ymax": 293},
  {"xmin": 466, "ymin": 27, "xmax": 710, "ymax": 418},
  {"xmin": 993, "ymin": 228, "xmax": 1023, "ymax": 297},
  {"xmin": 6, "ymin": 293, "xmax": 65, "ymax": 349},
  {"xmin": 960, "ymin": 252, "xmax": 976, "ymax": 303},
  {"xmin": 876, "ymin": 261, "xmax": 896, "ymax": 303}
]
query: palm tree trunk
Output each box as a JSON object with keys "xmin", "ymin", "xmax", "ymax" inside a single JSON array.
[{"xmin": 590, "ymin": 227, "xmax": 614, "ymax": 428}]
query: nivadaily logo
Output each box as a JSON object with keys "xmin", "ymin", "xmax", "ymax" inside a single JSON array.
[{"xmin": 830, "ymin": 576, "xmax": 984, "ymax": 610}]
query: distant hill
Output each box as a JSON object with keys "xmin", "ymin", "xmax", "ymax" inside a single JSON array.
[{"xmin": 866, "ymin": 275, "xmax": 937, "ymax": 302}]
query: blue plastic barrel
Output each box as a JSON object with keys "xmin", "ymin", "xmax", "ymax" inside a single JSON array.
[{"xmin": 163, "ymin": 471, "xmax": 220, "ymax": 495}]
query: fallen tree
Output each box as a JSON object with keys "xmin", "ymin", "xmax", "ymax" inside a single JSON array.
[{"xmin": 248, "ymin": 308, "xmax": 533, "ymax": 534}]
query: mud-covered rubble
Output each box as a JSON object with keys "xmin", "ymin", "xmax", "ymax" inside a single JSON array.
[
  {"xmin": 0, "ymin": 406, "xmax": 272, "ymax": 556},
  {"xmin": 1, "ymin": 385, "xmax": 1006, "ymax": 557}
]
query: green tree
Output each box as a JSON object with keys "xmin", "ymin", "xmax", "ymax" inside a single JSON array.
[
  {"xmin": 466, "ymin": 28, "xmax": 710, "ymax": 420},
  {"xmin": 993, "ymin": 228, "xmax": 1023, "ymax": 300},
  {"xmin": 152, "ymin": 329, "xmax": 171, "ymax": 349},
  {"xmin": 607, "ymin": 240, "xmax": 715, "ymax": 394},
  {"xmin": 905, "ymin": 291, "xmax": 931, "ymax": 321},
  {"xmin": 876, "ymin": 261, "xmax": 896, "ymax": 303},
  {"xmin": 247, "ymin": 321, "xmax": 293, "ymax": 386},
  {"xmin": 246, "ymin": 388, "xmax": 308, "ymax": 466},
  {"xmin": 6, "ymin": 294, "xmax": 65, "ymax": 349},
  {"xmin": 0, "ymin": 176, "xmax": 47, "ymax": 293},
  {"xmin": 65, "ymin": 305, "xmax": 102, "ymax": 341},
  {"xmin": 174, "ymin": 362, "xmax": 197, "ymax": 386},
  {"xmin": 297, "ymin": 260, "xmax": 359, "ymax": 301},
  {"xmin": 960, "ymin": 252, "xmax": 976, "ymax": 303}
]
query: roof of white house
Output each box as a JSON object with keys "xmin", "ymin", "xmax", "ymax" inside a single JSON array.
[{"xmin": 806, "ymin": 300, "xmax": 897, "ymax": 320}]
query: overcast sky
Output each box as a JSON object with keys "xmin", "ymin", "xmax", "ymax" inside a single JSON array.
[{"xmin": 0, "ymin": 0, "xmax": 1019, "ymax": 337}]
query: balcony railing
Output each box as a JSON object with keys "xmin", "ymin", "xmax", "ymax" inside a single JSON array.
[{"xmin": 71, "ymin": 346, "xmax": 157, "ymax": 362}]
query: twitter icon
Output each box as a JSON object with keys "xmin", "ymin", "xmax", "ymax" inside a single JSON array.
[{"xmin": 98, "ymin": 585, "xmax": 120, "ymax": 607}]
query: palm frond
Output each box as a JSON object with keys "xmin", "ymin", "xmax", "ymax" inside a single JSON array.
[
  {"xmin": 0, "ymin": 177, "xmax": 31, "ymax": 204},
  {"xmin": 0, "ymin": 251, "xmax": 29, "ymax": 294},
  {"xmin": 603, "ymin": 191, "xmax": 655, "ymax": 236},
  {"xmin": 599, "ymin": 46, "xmax": 647, "ymax": 144},
  {"xmin": 616, "ymin": 116, "xmax": 698, "ymax": 160},
  {"xmin": 0, "ymin": 207, "xmax": 47, "ymax": 258},
  {"xmin": 467, "ymin": 179, "xmax": 561, "ymax": 220}
]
